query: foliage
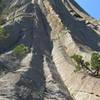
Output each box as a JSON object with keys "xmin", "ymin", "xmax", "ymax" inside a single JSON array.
[
  {"xmin": 13, "ymin": 44, "xmax": 28, "ymax": 57},
  {"xmin": 0, "ymin": 26, "xmax": 8, "ymax": 40},
  {"xmin": 91, "ymin": 53, "xmax": 100, "ymax": 75},
  {"xmin": 71, "ymin": 54, "xmax": 90, "ymax": 72},
  {"xmin": 71, "ymin": 54, "xmax": 83, "ymax": 63},
  {"xmin": 71, "ymin": 54, "xmax": 83, "ymax": 72},
  {"xmin": 71, "ymin": 53, "xmax": 100, "ymax": 77}
]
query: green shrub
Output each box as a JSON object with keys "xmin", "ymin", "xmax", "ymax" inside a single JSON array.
[
  {"xmin": 71, "ymin": 54, "xmax": 91, "ymax": 73},
  {"xmin": 71, "ymin": 54, "xmax": 83, "ymax": 63},
  {"xmin": 91, "ymin": 53, "xmax": 100, "ymax": 75},
  {"xmin": 0, "ymin": 26, "xmax": 8, "ymax": 40},
  {"xmin": 71, "ymin": 53, "xmax": 100, "ymax": 77},
  {"xmin": 13, "ymin": 44, "xmax": 28, "ymax": 57},
  {"xmin": 71, "ymin": 54, "xmax": 83, "ymax": 72}
]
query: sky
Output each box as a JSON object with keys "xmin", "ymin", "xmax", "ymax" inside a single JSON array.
[{"xmin": 75, "ymin": 0, "xmax": 100, "ymax": 19}]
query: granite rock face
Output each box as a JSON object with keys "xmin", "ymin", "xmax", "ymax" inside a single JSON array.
[{"xmin": 0, "ymin": 0, "xmax": 100, "ymax": 100}]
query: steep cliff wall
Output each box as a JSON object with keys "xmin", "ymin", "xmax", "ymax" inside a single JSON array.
[{"xmin": 0, "ymin": 0, "xmax": 100, "ymax": 100}]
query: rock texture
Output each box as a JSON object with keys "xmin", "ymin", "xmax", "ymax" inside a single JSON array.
[{"xmin": 0, "ymin": 0, "xmax": 100, "ymax": 100}]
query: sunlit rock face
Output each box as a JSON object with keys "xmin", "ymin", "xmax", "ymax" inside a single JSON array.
[{"xmin": 0, "ymin": 0, "xmax": 100, "ymax": 100}]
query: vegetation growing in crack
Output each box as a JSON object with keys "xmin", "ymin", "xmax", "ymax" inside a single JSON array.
[
  {"xmin": 12, "ymin": 44, "xmax": 29, "ymax": 58},
  {"xmin": 71, "ymin": 54, "xmax": 90, "ymax": 72},
  {"xmin": 91, "ymin": 53, "xmax": 100, "ymax": 77},
  {"xmin": 71, "ymin": 53, "xmax": 100, "ymax": 77},
  {"xmin": 0, "ymin": 26, "xmax": 8, "ymax": 40}
]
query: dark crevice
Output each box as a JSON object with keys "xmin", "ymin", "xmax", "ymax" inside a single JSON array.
[{"xmin": 15, "ymin": 3, "xmax": 53, "ymax": 100}]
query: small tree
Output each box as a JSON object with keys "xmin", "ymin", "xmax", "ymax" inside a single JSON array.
[
  {"xmin": 13, "ymin": 44, "xmax": 28, "ymax": 58},
  {"xmin": 71, "ymin": 54, "xmax": 91, "ymax": 73},
  {"xmin": 71, "ymin": 54, "xmax": 83, "ymax": 72},
  {"xmin": 91, "ymin": 53, "xmax": 100, "ymax": 76}
]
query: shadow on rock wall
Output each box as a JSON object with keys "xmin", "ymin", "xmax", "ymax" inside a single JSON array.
[
  {"xmin": 15, "ymin": 3, "xmax": 53, "ymax": 100},
  {"xmin": 50, "ymin": 0, "xmax": 100, "ymax": 51}
]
